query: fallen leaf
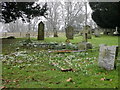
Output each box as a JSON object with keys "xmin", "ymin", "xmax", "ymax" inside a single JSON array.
[
  {"xmin": 51, "ymin": 69, "xmax": 56, "ymax": 71},
  {"xmin": 100, "ymin": 78, "xmax": 112, "ymax": 81},
  {"xmin": 100, "ymin": 78, "xmax": 105, "ymax": 81},
  {"xmin": 66, "ymin": 78, "xmax": 72, "ymax": 82},
  {"xmin": 0, "ymin": 86, "xmax": 6, "ymax": 89},
  {"xmin": 61, "ymin": 68, "xmax": 74, "ymax": 72}
]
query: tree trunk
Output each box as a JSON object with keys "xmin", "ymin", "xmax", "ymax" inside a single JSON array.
[
  {"xmin": 53, "ymin": 30, "xmax": 58, "ymax": 37},
  {"xmin": 53, "ymin": 28, "xmax": 58, "ymax": 37},
  {"xmin": 85, "ymin": 2, "xmax": 87, "ymax": 26},
  {"xmin": 65, "ymin": 26, "xmax": 74, "ymax": 39}
]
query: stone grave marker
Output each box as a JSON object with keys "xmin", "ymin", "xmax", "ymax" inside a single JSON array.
[
  {"xmin": 38, "ymin": 21, "xmax": 44, "ymax": 40},
  {"xmin": 65, "ymin": 26, "xmax": 74, "ymax": 39},
  {"xmin": 98, "ymin": 44, "xmax": 118, "ymax": 70},
  {"xmin": 78, "ymin": 25, "xmax": 92, "ymax": 50},
  {"xmin": 94, "ymin": 28, "xmax": 100, "ymax": 37},
  {"xmin": 26, "ymin": 33, "xmax": 30, "ymax": 40},
  {"xmin": 78, "ymin": 42, "xmax": 92, "ymax": 50}
]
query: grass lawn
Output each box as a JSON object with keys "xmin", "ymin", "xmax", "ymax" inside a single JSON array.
[{"xmin": 1, "ymin": 35, "xmax": 119, "ymax": 88}]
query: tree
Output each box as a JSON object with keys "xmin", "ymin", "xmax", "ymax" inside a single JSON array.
[
  {"xmin": 63, "ymin": 1, "xmax": 86, "ymax": 39},
  {"xmin": 1, "ymin": 2, "xmax": 48, "ymax": 39},
  {"xmin": 89, "ymin": 2, "xmax": 120, "ymax": 33},
  {"xmin": 64, "ymin": 1, "xmax": 85, "ymax": 27},
  {"xmin": 44, "ymin": 2, "xmax": 62, "ymax": 37},
  {"xmin": 4, "ymin": 19, "xmax": 28, "ymax": 33},
  {"xmin": 1, "ymin": 2, "xmax": 48, "ymax": 23}
]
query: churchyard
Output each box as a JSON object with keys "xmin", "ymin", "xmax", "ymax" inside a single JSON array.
[
  {"xmin": 1, "ymin": 1, "xmax": 120, "ymax": 89},
  {"xmin": 1, "ymin": 34, "xmax": 119, "ymax": 88}
]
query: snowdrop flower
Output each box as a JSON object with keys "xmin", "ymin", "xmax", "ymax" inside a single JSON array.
[{"xmin": 27, "ymin": 64, "xmax": 31, "ymax": 66}]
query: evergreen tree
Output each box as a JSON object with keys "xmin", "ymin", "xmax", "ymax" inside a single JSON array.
[
  {"xmin": 1, "ymin": 2, "xmax": 48, "ymax": 23},
  {"xmin": 89, "ymin": 2, "xmax": 120, "ymax": 33}
]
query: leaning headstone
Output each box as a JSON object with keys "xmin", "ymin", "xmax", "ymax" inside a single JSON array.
[
  {"xmin": 98, "ymin": 44, "xmax": 118, "ymax": 70},
  {"xmin": 94, "ymin": 29, "xmax": 100, "ymax": 37},
  {"xmin": 38, "ymin": 21, "xmax": 44, "ymax": 40},
  {"xmin": 65, "ymin": 26, "xmax": 74, "ymax": 39}
]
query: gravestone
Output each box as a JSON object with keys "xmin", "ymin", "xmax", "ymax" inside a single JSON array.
[
  {"xmin": 65, "ymin": 26, "xmax": 74, "ymax": 39},
  {"xmin": 26, "ymin": 33, "xmax": 30, "ymax": 40},
  {"xmin": 38, "ymin": 21, "xmax": 44, "ymax": 40},
  {"xmin": 94, "ymin": 29, "xmax": 100, "ymax": 37},
  {"xmin": 78, "ymin": 42, "xmax": 92, "ymax": 50},
  {"xmin": 98, "ymin": 44, "xmax": 118, "ymax": 70}
]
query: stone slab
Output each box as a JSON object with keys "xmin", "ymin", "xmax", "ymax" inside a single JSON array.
[{"xmin": 98, "ymin": 44, "xmax": 118, "ymax": 70}]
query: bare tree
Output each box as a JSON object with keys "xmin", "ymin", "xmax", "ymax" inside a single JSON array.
[
  {"xmin": 59, "ymin": 1, "xmax": 86, "ymax": 39},
  {"xmin": 64, "ymin": 1, "xmax": 85, "ymax": 28},
  {"xmin": 44, "ymin": 2, "xmax": 62, "ymax": 37}
]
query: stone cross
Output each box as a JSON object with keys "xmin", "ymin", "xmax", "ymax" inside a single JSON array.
[
  {"xmin": 78, "ymin": 25, "xmax": 92, "ymax": 50},
  {"xmin": 82, "ymin": 26, "xmax": 88, "ymax": 42},
  {"xmin": 38, "ymin": 21, "xmax": 44, "ymax": 40},
  {"xmin": 87, "ymin": 26, "xmax": 92, "ymax": 39},
  {"xmin": 98, "ymin": 44, "xmax": 118, "ymax": 70},
  {"xmin": 116, "ymin": 27, "xmax": 118, "ymax": 31}
]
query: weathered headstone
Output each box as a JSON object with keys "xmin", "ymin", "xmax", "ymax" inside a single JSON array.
[
  {"xmin": 26, "ymin": 33, "xmax": 30, "ymax": 40},
  {"xmin": 94, "ymin": 29, "xmax": 100, "ymax": 37},
  {"xmin": 98, "ymin": 44, "xmax": 118, "ymax": 70},
  {"xmin": 78, "ymin": 42, "xmax": 92, "ymax": 50},
  {"xmin": 65, "ymin": 26, "xmax": 74, "ymax": 39},
  {"xmin": 38, "ymin": 21, "xmax": 44, "ymax": 40}
]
